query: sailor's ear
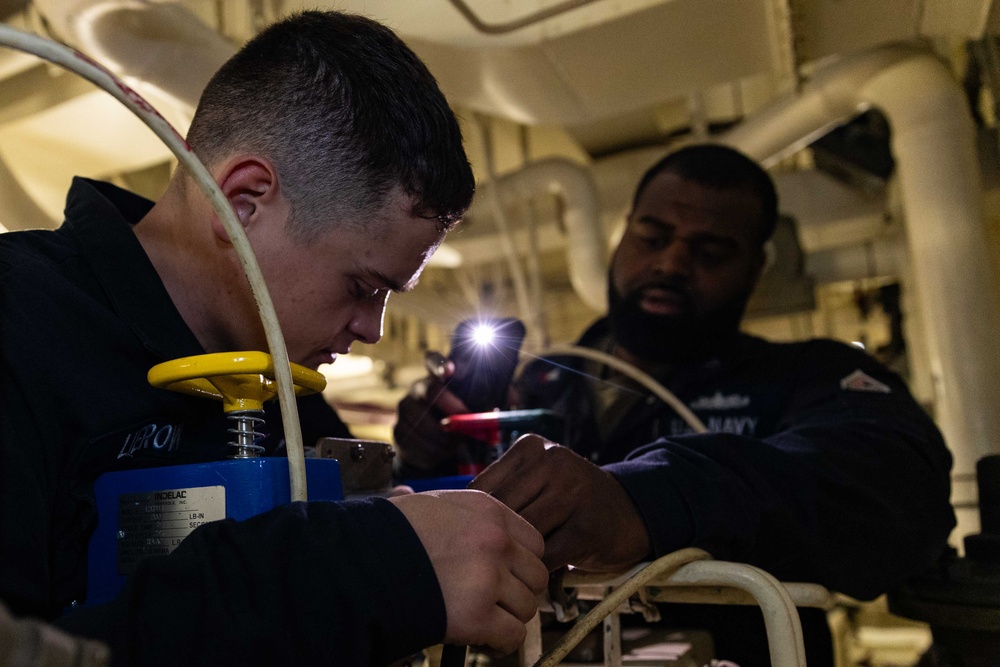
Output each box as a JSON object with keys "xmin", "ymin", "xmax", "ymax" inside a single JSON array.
[{"xmin": 210, "ymin": 155, "xmax": 280, "ymax": 242}]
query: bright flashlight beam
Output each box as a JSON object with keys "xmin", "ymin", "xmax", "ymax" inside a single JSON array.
[{"xmin": 472, "ymin": 324, "xmax": 496, "ymax": 347}]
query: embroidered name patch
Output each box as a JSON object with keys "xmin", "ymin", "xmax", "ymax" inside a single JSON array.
[{"xmin": 116, "ymin": 421, "xmax": 184, "ymax": 459}]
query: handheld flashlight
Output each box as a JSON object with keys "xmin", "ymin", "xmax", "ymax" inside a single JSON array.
[{"xmin": 446, "ymin": 318, "xmax": 526, "ymax": 413}]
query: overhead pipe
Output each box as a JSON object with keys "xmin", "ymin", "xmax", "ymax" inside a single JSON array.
[
  {"xmin": 804, "ymin": 235, "xmax": 904, "ymax": 285},
  {"xmin": 446, "ymin": 0, "xmax": 602, "ymax": 35},
  {"xmin": 468, "ymin": 157, "xmax": 608, "ymax": 312},
  {"xmin": 0, "ymin": 2, "xmax": 218, "ymax": 232},
  {"xmin": 34, "ymin": 2, "xmax": 614, "ymax": 312},
  {"xmin": 475, "ymin": 115, "xmax": 536, "ymax": 332},
  {"xmin": 721, "ymin": 42, "xmax": 1000, "ymax": 477},
  {"xmin": 34, "ymin": 0, "xmax": 235, "ymax": 110}
]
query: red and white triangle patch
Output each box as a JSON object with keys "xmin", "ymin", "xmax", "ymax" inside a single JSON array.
[{"xmin": 840, "ymin": 369, "xmax": 891, "ymax": 393}]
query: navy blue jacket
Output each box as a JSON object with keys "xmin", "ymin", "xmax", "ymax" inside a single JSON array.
[
  {"xmin": 517, "ymin": 319, "xmax": 954, "ymax": 665},
  {"xmin": 518, "ymin": 318, "xmax": 955, "ymax": 600},
  {"xmin": 0, "ymin": 178, "xmax": 445, "ymax": 665}
]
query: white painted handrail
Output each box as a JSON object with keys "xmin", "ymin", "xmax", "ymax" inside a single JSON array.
[{"xmin": 528, "ymin": 552, "xmax": 831, "ymax": 666}]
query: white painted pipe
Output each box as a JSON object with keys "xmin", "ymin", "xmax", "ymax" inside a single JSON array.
[
  {"xmin": 470, "ymin": 158, "xmax": 608, "ymax": 311},
  {"xmin": 34, "ymin": 0, "xmax": 234, "ymax": 109},
  {"xmin": 804, "ymin": 235, "xmax": 904, "ymax": 284},
  {"xmin": 590, "ymin": 146, "xmax": 666, "ymax": 231},
  {"xmin": 721, "ymin": 42, "xmax": 1000, "ymax": 475},
  {"xmin": 721, "ymin": 44, "xmax": 921, "ymax": 168}
]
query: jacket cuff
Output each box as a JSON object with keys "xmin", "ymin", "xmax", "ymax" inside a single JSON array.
[{"xmin": 603, "ymin": 456, "xmax": 696, "ymax": 560}]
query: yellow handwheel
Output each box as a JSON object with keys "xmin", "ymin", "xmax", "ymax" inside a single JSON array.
[
  {"xmin": 148, "ymin": 351, "xmax": 327, "ymax": 412},
  {"xmin": 148, "ymin": 352, "xmax": 327, "ymax": 459}
]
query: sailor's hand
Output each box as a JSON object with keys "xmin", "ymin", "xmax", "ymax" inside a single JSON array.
[
  {"xmin": 390, "ymin": 490, "xmax": 547, "ymax": 654},
  {"xmin": 393, "ymin": 352, "xmax": 470, "ymax": 471},
  {"xmin": 470, "ymin": 434, "xmax": 651, "ymax": 572}
]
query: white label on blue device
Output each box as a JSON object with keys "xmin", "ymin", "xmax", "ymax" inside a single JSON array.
[{"xmin": 117, "ymin": 486, "xmax": 226, "ymax": 575}]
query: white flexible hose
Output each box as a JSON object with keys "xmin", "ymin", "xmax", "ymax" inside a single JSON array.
[
  {"xmin": 0, "ymin": 25, "xmax": 309, "ymax": 501},
  {"xmin": 539, "ymin": 344, "xmax": 708, "ymax": 433},
  {"xmin": 517, "ymin": 350, "xmax": 707, "ymax": 663},
  {"xmin": 532, "ymin": 548, "xmax": 712, "ymax": 667}
]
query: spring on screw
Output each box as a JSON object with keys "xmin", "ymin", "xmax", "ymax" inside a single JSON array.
[{"xmin": 228, "ymin": 410, "xmax": 266, "ymax": 458}]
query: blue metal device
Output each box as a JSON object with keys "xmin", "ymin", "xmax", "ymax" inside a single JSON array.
[
  {"xmin": 86, "ymin": 457, "xmax": 343, "ymax": 606},
  {"xmin": 84, "ymin": 352, "xmax": 343, "ymax": 607}
]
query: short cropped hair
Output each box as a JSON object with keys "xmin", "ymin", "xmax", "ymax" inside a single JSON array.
[
  {"xmin": 631, "ymin": 144, "xmax": 779, "ymax": 244},
  {"xmin": 186, "ymin": 11, "xmax": 475, "ymax": 239}
]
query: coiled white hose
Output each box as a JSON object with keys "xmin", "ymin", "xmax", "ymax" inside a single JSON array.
[{"xmin": 0, "ymin": 25, "xmax": 309, "ymax": 501}]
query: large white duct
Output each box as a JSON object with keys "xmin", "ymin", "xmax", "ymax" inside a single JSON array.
[
  {"xmin": 722, "ymin": 42, "xmax": 1000, "ymax": 477},
  {"xmin": 469, "ymin": 158, "xmax": 608, "ymax": 312},
  {"xmin": 34, "ymin": 1, "xmax": 234, "ymax": 110}
]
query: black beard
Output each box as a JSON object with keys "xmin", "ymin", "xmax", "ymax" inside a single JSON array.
[{"xmin": 607, "ymin": 275, "xmax": 747, "ymax": 365}]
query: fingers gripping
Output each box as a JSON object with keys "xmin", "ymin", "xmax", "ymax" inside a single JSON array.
[{"xmin": 390, "ymin": 491, "xmax": 546, "ymax": 655}]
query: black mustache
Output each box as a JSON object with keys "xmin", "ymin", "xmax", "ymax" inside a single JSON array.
[
  {"xmin": 627, "ymin": 281, "xmax": 692, "ymax": 299},
  {"xmin": 622, "ymin": 288, "xmax": 695, "ymax": 317}
]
